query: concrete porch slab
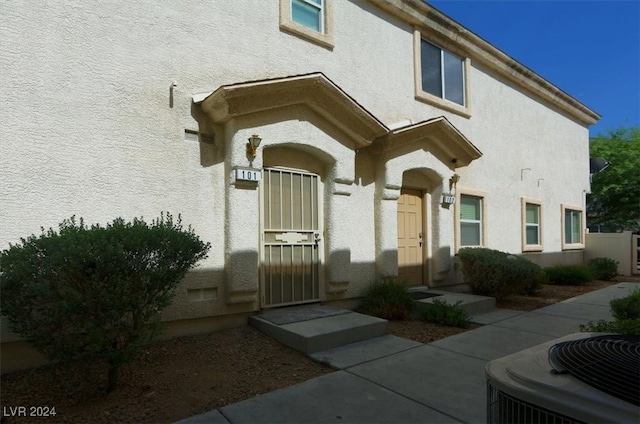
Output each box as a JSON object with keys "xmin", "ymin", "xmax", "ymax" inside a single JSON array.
[
  {"xmin": 250, "ymin": 311, "xmax": 388, "ymax": 354},
  {"xmin": 414, "ymin": 290, "xmax": 496, "ymax": 315},
  {"xmin": 310, "ymin": 334, "xmax": 423, "ymax": 369}
]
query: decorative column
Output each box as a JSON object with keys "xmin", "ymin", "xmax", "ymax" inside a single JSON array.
[
  {"xmin": 324, "ymin": 178, "xmax": 354, "ymax": 293},
  {"xmin": 223, "ymin": 124, "xmax": 261, "ymax": 304},
  {"xmin": 375, "ymin": 184, "xmax": 401, "ymax": 276}
]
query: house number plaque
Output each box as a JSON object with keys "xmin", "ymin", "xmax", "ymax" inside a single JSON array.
[{"xmin": 235, "ymin": 168, "xmax": 261, "ymax": 182}]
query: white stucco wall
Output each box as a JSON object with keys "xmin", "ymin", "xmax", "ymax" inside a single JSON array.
[{"xmin": 1, "ymin": 0, "xmax": 594, "ymax": 355}]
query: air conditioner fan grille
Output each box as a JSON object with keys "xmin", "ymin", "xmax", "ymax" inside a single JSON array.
[{"xmin": 548, "ymin": 334, "xmax": 640, "ymax": 406}]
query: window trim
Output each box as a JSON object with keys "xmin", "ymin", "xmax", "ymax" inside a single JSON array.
[
  {"xmin": 561, "ymin": 204, "xmax": 585, "ymax": 250},
  {"xmin": 413, "ymin": 30, "xmax": 471, "ymax": 118},
  {"xmin": 280, "ymin": 0, "xmax": 334, "ymax": 49},
  {"xmin": 521, "ymin": 197, "xmax": 543, "ymax": 252},
  {"xmin": 455, "ymin": 188, "xmax": 487, "ymax": 251}
]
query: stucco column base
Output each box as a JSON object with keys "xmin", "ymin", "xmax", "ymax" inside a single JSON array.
[{"xmin": 226, "ymin": 289, "xmax": 259, "ymax": 304}]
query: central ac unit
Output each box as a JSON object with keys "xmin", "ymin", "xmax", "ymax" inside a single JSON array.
[{"xmin": 486, "ymin": 332, "xmax": 639, "ymax": 424}]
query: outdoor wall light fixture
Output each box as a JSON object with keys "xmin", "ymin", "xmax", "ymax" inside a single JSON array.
[
  {"xmin": 246, "ymin": 134, "xmax": 262, "ymax": 159},
  {"xmin": 449, "ymin": 173, "xmax": 460, "ymax": 191}
]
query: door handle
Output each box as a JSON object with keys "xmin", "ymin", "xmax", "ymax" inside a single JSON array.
[
  {"xmin": 419, "ymin": 232, "xmax": 423, "ymax": 247},
  {"xmin": 314, "ymin": 233, "xmax": 321, "ymax": 249}
]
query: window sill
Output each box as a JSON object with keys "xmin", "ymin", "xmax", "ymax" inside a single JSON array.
[
  {"xmin": 280, "ymin": 21, "xmax": 334, "ymax": 49},
  {"xmin": 522, "ymin": 245, "xmax": 543, "ymax": 253},
  {"xmin": 562, "ymin": 243, "xmax": 585, "ymax": 251},
  {"xmin": 415, "ymin": 91, "xmax": 471, "ymax": 118}
]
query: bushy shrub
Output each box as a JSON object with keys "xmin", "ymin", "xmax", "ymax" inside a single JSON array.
[
  {"xmin": 423, "ymin": 298, "xmax": 470, "ymax": 328},
  {"xmin": 580, "ymin": 288, "xmax": 640, "ymax": 335},
  {"xmin": 587, "ymin": 257, "xmax": 618, "ymax": 281},
  {"xmin": 0, "ymin": 214, "xmax": 210, "ymax": 392},
  {"xmin": 544, "ymin": 265, "xmax": 593, "ymax": 285},
  {"xmin": 360, "ymin": 276, "xmax": 414, "ymax": 320},
  {"xmin": 610, "ymin": 288, "xmax": 640, "ymax": 321},
  {"xmin": 458, "ymin": 248, "xmax": 545, "ymax": 300}
]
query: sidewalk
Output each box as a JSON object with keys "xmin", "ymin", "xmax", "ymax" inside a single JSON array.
[{"xmin": 175, "ymin": 282, "xmax": 638, "ymax": 424}]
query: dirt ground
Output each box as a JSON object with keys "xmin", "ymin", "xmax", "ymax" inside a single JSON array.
[{"xmin": 1, "ymin": 278, "xmax": 632, "ymax": 424}]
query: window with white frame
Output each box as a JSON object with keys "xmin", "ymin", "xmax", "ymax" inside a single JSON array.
[
  {"xmin": 420, "ymin": 39, "xmax": 465, "ymax": 106},
  {"xmin": 522, "ymin": 199, "xmax": 543, "ymax": 251},
  {"xmin": 292, "ymin": 0, "xmax": 323, "ymax": 32},
  {"xmin": 460, "ymin": 194, "xmax": 483, "ymax": 246},
  {"xmin": 563, "ymin": 207, "xmax": 583, "ymax": 246},
  {"xmin": 280, "ymin": 0, "xmax": 334, "ymax": 49}
]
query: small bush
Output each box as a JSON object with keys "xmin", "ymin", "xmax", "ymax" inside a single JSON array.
[
  {"xmin": 544, "ymin": 265, "xmax": 593, "ymax": 285},
  {"xmin": 423, "ymin": 298, "xmax": 470, "ymax": 328},
  {"xmin": 360, "ymin": 277, "xmax": 414, "ymax": 320},
  {"xmin": 580, "ymin": 288, "xmax": 640, "ymax": 335},
  {"xmin": 458, "ymin": 248, "xmax": 545, "ymax": 300},
  {"xmin": 0, "ymin": 214, "xmax": 210, "ymax": 392},
  {"xmin": 610, "ymin": 287, "xmax": 640, "ymax": 321},
  {"xmin": 587, "ymin": 257, "xmax": 618, "ymax": 281}
]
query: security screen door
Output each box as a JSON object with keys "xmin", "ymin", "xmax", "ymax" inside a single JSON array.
[
  {"xmin": 262, "ymin": 168, "xmax": 321, "ymax": 307},
  {"xmin": 397, "ymin": 188, "xmax": 424, "ymax": 286}
]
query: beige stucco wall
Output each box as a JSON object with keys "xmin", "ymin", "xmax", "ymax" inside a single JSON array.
[
  {"xmin": 585, "ymin": 232, "xmax": 634, "ymax": 276},
  {"xmin": 1, "ymin": 0, "xmax": 595, "ymax": 370}
]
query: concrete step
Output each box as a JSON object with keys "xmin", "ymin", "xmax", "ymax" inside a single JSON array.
[
  {"xmin": 250, "ymin": 306, "xmax": 388, "ymax": 354},
  {"xmin": 409, "ymin": 289, "xmax": 496, "ymax": 316}
]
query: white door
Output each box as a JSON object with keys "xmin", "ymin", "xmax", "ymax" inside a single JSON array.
[{"xmin": 261, "ymin": 168, "xmax": 321, "ymax": 307}]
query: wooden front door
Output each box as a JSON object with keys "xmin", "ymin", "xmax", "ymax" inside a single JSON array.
[
  {"xmin": 397, "ymin": 188, "xmax": 424, "ymax": 285},
  {"xmin": 261, "ymin": 168, "xmax": 321, "ymax": 307}
]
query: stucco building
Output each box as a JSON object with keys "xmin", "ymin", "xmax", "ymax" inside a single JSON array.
[{"xmin": 0, "ymin": 0, "xmax": 600, "ymax": 371}]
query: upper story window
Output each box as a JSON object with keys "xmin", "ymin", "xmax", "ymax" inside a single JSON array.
[
  {"xmin": 421, "ymin": 40, "xmax": 465, "ymax": 106},
  {"xmin": 292, "ymin": 0, "xmax": 323, "ymax": 32},
  {"xmin": 280, "ymin": 0, "xmax": 334, "ymax": 49},
  {"xmin": 562, "ymin": 204, "xmax": 584, "ymax": 250},
  {"xmin": 414, "ymin": 31, "xmax": 471, "ymax": 117}
]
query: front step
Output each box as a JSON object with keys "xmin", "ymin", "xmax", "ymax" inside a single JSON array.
[
  {"xmin": 250, "ymin": 306, "xmax": 388, "ymax": 354},
  {"xmin": 410, "ymin": 289, "xmax": 496, "ymax": 316}
]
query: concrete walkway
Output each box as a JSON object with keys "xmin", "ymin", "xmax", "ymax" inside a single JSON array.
[{"xmin": 175, "ymin": 282, "xmax": 638, "ymax": 424}]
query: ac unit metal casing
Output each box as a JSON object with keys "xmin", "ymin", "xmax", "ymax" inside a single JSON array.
[{"xmin": 486, "ymin": 332, "xmax": 639, "ymax": 424}]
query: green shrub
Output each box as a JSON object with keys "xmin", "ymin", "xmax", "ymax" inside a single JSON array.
[
  {"xmin": 423, "ymin": 298, "xmax": 470, "ymax": 328},
  {"xmin": 580, "ymin": 288, "xmax": 640, "ymax": 335},
  {"xmin": 587, "ymin": 257, "xmax": 618, "ymax": 281},
  {"xmin": 360, "ymin": 277, "xmax": 414, "ymax": 320},
  {"xmin": 458, "ymin": 248, "xmax": 545, "ymax": 300},
  {"xmin": 610, "ymin": 287, "xmax": 640, "ymax": 321},
  {"xmin": 544, "ymin": 265, "xmax": 593, "ymax": 285},
  {"xmin": 0, "ymin": 214, "xmax": 210, "ymax": 392}
]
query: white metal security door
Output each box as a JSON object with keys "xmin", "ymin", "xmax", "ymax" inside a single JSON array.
[{"xmin": 262, "ymin": 168, "xmax": 321, "ymax": 307}]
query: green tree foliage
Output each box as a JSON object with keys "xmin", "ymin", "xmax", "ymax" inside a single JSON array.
[
  {"xmin": 0, "ymin": 214, "xmax": 210, "ymax": 392},
  {"xmin": 588, "ymin": 126, "xmax": 640, "ymax": 230}
]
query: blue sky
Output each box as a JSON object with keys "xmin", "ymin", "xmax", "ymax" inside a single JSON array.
[{"xmin": 428, "ymin": 0, "xmax": 640, "ymax": 137}]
